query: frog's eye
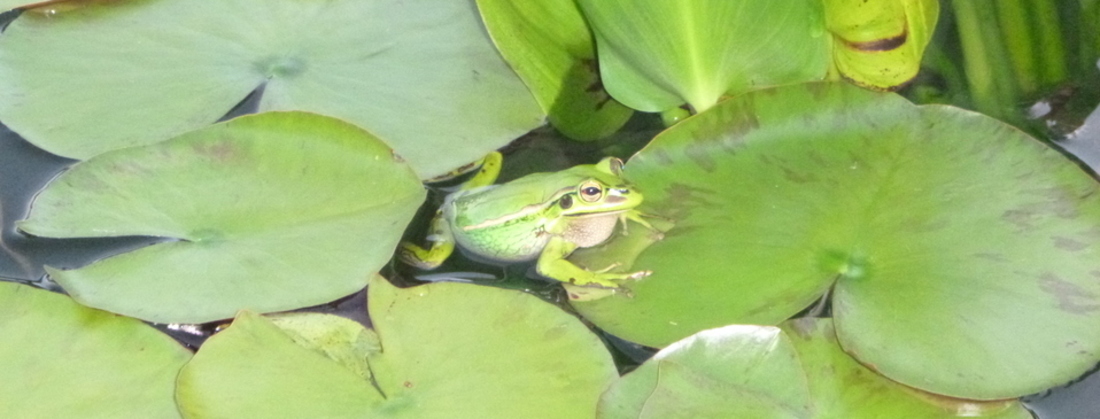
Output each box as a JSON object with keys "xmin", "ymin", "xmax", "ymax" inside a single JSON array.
[
  {"xmin": 579, "ymin": 181, "xmax": 603, "ymax": 203},
  {"xmin": 559, "ymin": 194, "xmax": 574, "ymax": 209}
]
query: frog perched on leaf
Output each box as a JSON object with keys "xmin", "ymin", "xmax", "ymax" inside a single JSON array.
[{"xmin": 399, "ymin": 152, "xmax": 656, "ymax": 296}]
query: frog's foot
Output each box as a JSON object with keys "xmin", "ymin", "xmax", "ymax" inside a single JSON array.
[
  {"xmin": 561, "ymin": 269, "xmax": 651, "ymax": 288},
  {"xmin": 591, "ymin": 262, "xmax": 622, "ymax": 274},
  {"xmin": 425, "ymin": 151, "xmax": 503, "ymax": 187},
  {"xmin": 398, "ymin": 242, "xmax": 446, "ymax": 270},
  {"xmin": 563, "ymin": 284, "xmax": 631, "ymax": 301},
  {"xmin": 619, "ymin": 210, "xmax": 670, "ymax": 239},
  {"xmin": 398, "ymin": 213, "xmax": 455, "ymax": 270}
]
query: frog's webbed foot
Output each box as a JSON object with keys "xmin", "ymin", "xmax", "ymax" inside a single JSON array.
[
  {"xmin": 427, "ymin": 152, "xmax": 503, "ymax": 191},
  {"xmin": 398, "ymin": 211, "xmax": 455, "ymax": 270},
  {"xmin": 563, "ymin": 284, "xmax": 632, "ymax": 301}
]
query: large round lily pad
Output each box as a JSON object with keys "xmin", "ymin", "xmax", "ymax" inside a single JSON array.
[
  {"xmin": 19, "ymin": 111, "xmax": 425, "ymax": 323},
  {"xmin": 177, "ymin": 275, "xmax": 618, "ymax": 418},
  {"xmin": 0, "ymin": 0, "xmax": 543, "ymax": 178},
  {"xmin": 573, "ymin": 82, "xmax": 1100, "ymax": 399},
  {"xmin": 0, "ymin": 282, "xmax": 192, "ymax": 418}
]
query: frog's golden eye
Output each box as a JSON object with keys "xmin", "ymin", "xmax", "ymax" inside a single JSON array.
[{"xmin": 579, "ymin": 181, "xmax": 603, "ymax": 203}]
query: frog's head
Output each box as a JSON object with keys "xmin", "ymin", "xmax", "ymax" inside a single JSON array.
[{"xmin": 557, "ymin": 157, "xmax": 644, "ymax": 216}]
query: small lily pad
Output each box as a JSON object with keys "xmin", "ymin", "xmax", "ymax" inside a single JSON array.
[
  {"xmin": 599, "ymin": 320, "xmax": 1033, "ymax": 418},
  {"xmin": 176, "ymin": 310, "xmax": 385, "ymax": 418},
  {"xmin": 598, "ymin": 325, "xmax": 813, "ymax": 419},
  {"xmin": 0, "ymin": 0, "xmax": 543, "ymax": 178},
  {"xmin": 176, "ymin": 276, "xmax": 619, "ymax": 418},
  {"xmin": 19, "ymin": 111, "xmax": 425, "ymax": 323},
  {"xmin": 0, "ymin": 282, "xmax": 192, "ymax": 418},
  {"xmin": 573, "ymin": 82, "xmax": 1100, "ymax": 399}
]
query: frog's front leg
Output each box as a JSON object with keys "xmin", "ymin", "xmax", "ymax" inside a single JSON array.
[
  {"xmin": 536, "ymin": 236, "xmax": 651, "ymax": 288},
  {"xmin": 398, "ymin": 211, "xmax": 455, "ymax": 270}
]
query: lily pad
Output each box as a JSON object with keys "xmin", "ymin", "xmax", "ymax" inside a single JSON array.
[
  {"xmin": 598, "ymin": 325, "xmax": 813, "ymax": 419},
  {"xmin": 781, "ymin": 318, "xmax": 1034, "ymax": 418},
  {"xmin": 177, "ymin": 311, "xmax": 385, "ymax": 418},
  {"xmin": 573, "ymin": 82, "xmax": 1100, "ymax": 399},
  {"xmin": 476, "ymin": 0, "xmax": 633, "ymax": 140},
  {"xmin": 176, "ymin": 276, "xmax": 618, "ymax": 418},
  {"xmin": 18, "ymin": 111, "xmax": 425, "ymax": 323},
  {"xmin": 0, "ymin": 0, "xmax": 543, "ymax": 178},
  {"xmin": 0, "ymin": 281, "xmax": 192, "ymax": 418},
  {"xmin": 599, "ymin": 320, "xmax": 1033, "ymax": 418}
]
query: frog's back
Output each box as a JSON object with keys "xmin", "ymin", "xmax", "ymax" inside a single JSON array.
[{"xmin": 443, "ymin": 174, "xmax": 574, "ymax": 263}]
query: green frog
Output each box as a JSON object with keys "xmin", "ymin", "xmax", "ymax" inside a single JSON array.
[{"xmin": 399, "ymin": 152, "xmax": 654, "ymax": 293}]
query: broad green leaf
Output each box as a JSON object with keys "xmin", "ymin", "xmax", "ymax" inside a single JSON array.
[
  {"xmin": 177, "ymin": 311, "xmax": 385, "ymax": 418},
  {"xmin": 0, "ymin": 0, "xmax": 543, "ymax": 178},
  {"xmin": 19, "ymin": 111, "xmax": 425, "ymax": 323},
  {"xmin": 177, "ymin": 276, "xmax": 618, "ymax": 418},
  {"xmin": 477, "ymin": 0, "xmax": 633, "ymax": 140},
  {"xmin": 365, "ymin": 275, "xmax": 618, "ymax": 419},
  {"xmin": 572, "ymin": 82, "xmax": 1100, "ymax": 399},
  {"xmin": 576, "ymin": 0, "xmax": 829, "ymax": 112},
  {"xmin": 599, "ymin": 320, "xmax": 1033, "ymax": 419},
  {"xmin": 598, "ymin": 325, "xmax": 813, "ymax": 419},
  {"xmin": 825, "ymin": 0, "xmax": 940, "ymax": 90},
  {"xmin": 0, "ymin": 282, "xmax": 191, "ymax": 418}
]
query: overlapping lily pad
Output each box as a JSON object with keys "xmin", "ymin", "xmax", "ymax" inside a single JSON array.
[
  {"xmin": 0, "ymin": 0, "xmax": 543, "ymax": 178},
  {"xmin": 572, "ymin": 82, "xmax": 1100, "ymax": 399},
  {"xmin": 177, "ymin": 276, "xmax": 618, "ymax": 418},
  {"xmin": 18, "ymin": 111, "xmax": 425, "ymax": 323},
  {"xmin": 599, "ymin": 320, "xmax": 1033, "ymax": 418},
  {"xmin": 0, "ymin": 282, "xmax": 192, "ymax": 418}
]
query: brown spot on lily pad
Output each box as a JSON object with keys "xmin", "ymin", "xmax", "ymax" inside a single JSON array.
[
  {"xmin": 1052, "ymin": 236, "xmax": 1089, "ymax": 252},
  {"xmin": 1038, "ymin": 273, "xmax": 1100, "ymax": 314}
]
